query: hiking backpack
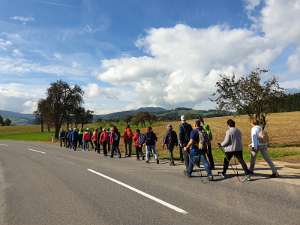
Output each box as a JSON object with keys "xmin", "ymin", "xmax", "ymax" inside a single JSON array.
[{"xmin": 198, "ymin": 128, "xmax": 209, "ymax": 150}]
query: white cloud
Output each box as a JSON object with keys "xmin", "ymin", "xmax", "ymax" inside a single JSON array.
[
  {"xmin": 10, "ymin": 16, "xmax": 35, "ymax": 25},
  {"xmin": 0, "ymin": 83, "xmax": 46, "ymax": 113},
  {"xmin": 96, "ymin": 0, "xmax": 300, "ymax": 110},
  {"xmin": 0, "ymin": 38, "xmax": 12, "ymax": 50}
]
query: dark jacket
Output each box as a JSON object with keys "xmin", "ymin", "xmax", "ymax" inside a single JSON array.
[
  {"xmin": 179, "ymin": 122, "xmax": 193, "ymax": 146},
  {"xmin": 145, "ymin": 131, "xmax": 157, "ymax": 146},
  {"xmin": 164, "ymin": 130, "xmax": 178, "ymax": 149}
]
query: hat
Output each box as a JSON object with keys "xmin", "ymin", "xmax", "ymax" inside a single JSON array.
[{"xmin": 180, "ymin": 115, "xmax": 185, "ymax": 121}]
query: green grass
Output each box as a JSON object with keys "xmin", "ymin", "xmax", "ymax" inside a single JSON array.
[{"xmin": 0, "ymin": 132, "xmax": 53, "ymax": 141}]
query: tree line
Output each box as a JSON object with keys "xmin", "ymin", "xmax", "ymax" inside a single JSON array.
[{"xmin": 0, "ymin": 115, "xmax": 12, "ymax": 126}]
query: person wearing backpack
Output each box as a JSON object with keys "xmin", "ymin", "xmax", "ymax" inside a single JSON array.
[
  {"xmin": 163, "ymin": 124, "xmax": 178, "ymax": 166},
  {"xmin": 145, "ymin": 127, "xmax": 159, "ymax": 164},
  {"xmin": 133, "ymin": 129, "xmax": 145, "ymax": 160},
  {"xmin": 183, "ymin": 120, "xmax": 213, "ymax": 180},
  {"xmin": 179, "ymin": 115, "xmax": 193, "ymax": 169},
  {"xmin": 249, "ymin": 119, "xmax": 279, "ymax": 177},
  {"xmin": 83, "ymin": 129, "xmax": 90, "ymax": 151},
  {"xmin": 92, "ymin": 128, "xmax": 98, "ymax": 152},
  {"xmin": 110, "ymin": 126, "xmax": 121, "ymax": 158},
  {"xmin": 218, "ymin": 119, "xmax": 251, "ymax": 182},
  {"xmin": 123, "ymin": 125, "xmax": 133, "ymax": 157}
]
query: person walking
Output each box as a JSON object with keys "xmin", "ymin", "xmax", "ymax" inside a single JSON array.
[
  {"xmin": 110, "ymin": 126, "xmax": 121, "ymax": 158},
  {"xmin": 123, "ymin": 125, "xmax": 133, "ymax": 157},
  {"xmin": 71, "ymin": 128, "xmax": 79, "ymax": 151},
  {"xmin": 249, "ymin": 119, "xmax": 279, "ymax": 177},
  {"xmin": 163, "ymin": 124, "xmax": 178, "ymax": 166},
  {"xmin": 78, "ymin": 129, "xmax": 83, "ymax": 150},
  {"xmin": 83, "ymin": 129, "xmax": 90, "ymax": 151},
  {"xmin": 179, "ymin": 115, "xmax": 193, "ymax": 169},
  {"xmin": 100, "ymin": 128, "xmax": 109, "ymax": 156},
  {"xmin": 92, "ymin": 128, "xmax": 98, "ymax": 152},
  {"xmin": 218, "ymin": 119, "xmax": 251, "ymax": 181},
  {"xmin": 203, "ymin": 123, "xmax": 215, "ymax": 170},
  {"xmin": 133, "ymin": 129, "xmax": 145, "ymax": 160},
  {"xmin": 145, "ymin": 127, "xmax": 159, "ymax": 164},
  {"xmin": 59, "ymin": 129, "xmax": 66, "ymax": 147},
  {"xmin": 183, "ymin": 120, "xmax": 213, "ymax": 181},
  {"xmin": 97, "ymin": 127, "xmax": 102, "ymax": 154}
]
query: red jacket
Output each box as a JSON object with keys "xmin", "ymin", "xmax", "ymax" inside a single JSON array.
[
  {"xmin": 123, "ymin": 128, "xmax": 133, "ymax": 141},
  {"xmin": 133, "ymin": 132, "xmax": 140, "ymax": 147},
  {"xmin": 100, "ymin": 131, "xmax": 109, "ymax": 143},
  {"xmin": 92, "ymin": 131, "xmax": 98, "ymax": 142},
  {"xmin": 83, "ymin": 131, "xmax": 90, "ymax": 141}
]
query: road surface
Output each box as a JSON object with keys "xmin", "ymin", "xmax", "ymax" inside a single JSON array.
[{"xmin": 0, "ymin": 141, "xmax": 299, "ymax": 225}]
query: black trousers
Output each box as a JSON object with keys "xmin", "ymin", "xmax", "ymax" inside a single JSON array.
[
  {"xmin": 135, "ymin": 146, "xmax": 144, "ymax": 159},
  {"xmin": 102, "ymin": 141, "xmax": 108, "ymax": 156},
  {"xmin": 205, "ymin": 143, "xmax": 215, "ymax": 169},
  {"xmin": 223, "ymin": 151, "xmax": 250, "ymax": 175}
]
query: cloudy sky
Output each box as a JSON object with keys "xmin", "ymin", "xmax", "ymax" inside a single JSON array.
[{"xmin": 0, "ymin": 0, "xmax": 300, "ymax": 114}]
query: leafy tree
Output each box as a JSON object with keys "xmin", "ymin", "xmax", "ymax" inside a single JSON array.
[
  {"xmin": 0, "ymin": 115, "xmax": 3, "ymax": 126},
  {"xmin": 213, "ymin": 68, "xmax": 285, "ymax": 127},
  {"xmin": 34, "ymin": 99, "xmax": 52, "ymax": 132},
  {"xmin": 3, "ymin": 118, "xmax": 11, "ymax": 126},
  {"xmin": 36, "ymin": 80, "xmax": 84, "ymax": 138}
]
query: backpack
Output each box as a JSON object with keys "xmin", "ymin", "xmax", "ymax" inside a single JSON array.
[
  {"xmin": 138, "ymin": 134, "xmax": 146, "ymax": 145},
  {"xmin": 198, "ymin": 128, "xmax": 209, "ymax": 150},
  {"xmin": 258, "ymin": 129, "xmax": 269, "ymax": 146}
]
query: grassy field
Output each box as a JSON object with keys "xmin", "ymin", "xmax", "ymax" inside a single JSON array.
[{"xmin": 0, "ymin": 111, "xmax": 300, "ymax": 162}]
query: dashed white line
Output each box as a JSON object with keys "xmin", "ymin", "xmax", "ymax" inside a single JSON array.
[
  {"xmin": 27, "ymin": 148, "xmax": 46, "ymax": 154},
  {"xmin": 87, "ymin": 168, "xmax": 188, "ymax": 215}
]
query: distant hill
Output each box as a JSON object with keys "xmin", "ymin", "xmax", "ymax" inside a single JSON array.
[
  {"xmin": 94, "ymin": 107, "xmax": 231, "ymax": 121},
  {"xmin": 0, "ymin": 110, "xmax": 34, "ymax": 125}
]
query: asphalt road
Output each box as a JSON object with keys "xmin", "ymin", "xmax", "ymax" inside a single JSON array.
[{"xmin": 0, "ymin": 141, "xmax": 299, "ymax": 225}]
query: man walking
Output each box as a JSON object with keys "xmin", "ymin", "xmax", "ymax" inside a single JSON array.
[
  {"xmin": 133, "ymin": 129, "xmax": 145, "ymax": 160},
  {"xmin": 123, "ymin": 125, "xmax": 133, "ymax": 157},
  {"xmin": 249, "ymin": 119, "xmax": 279, "ymax": 177},
  {"xmin": 184, "ymin": 120, "xmax": 213, "ymax": 181},
  {"xmin": 145, "ymin": 127, "xmax": 159, "ymax": 164},
  {"xmin": 218, "ymin": 119, "xmax": 251, "ymax": 181},
  {"xmin": 59, "ymin": 129, "xmax": 66, "ymax": 147},
  {"xmin": 179, "ymin": 115, "xmax": 193, "ymax": 169},
  {"xmin": 163, "ymin": 124, "xmax": 178, "ymax": 166},
  {"xmin": 110, "ymin": 126, "xmax": 121, "ymax": 158}
]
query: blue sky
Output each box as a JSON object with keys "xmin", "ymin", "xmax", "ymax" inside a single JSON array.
[{"xmin": 0, "ymin": 0, "xmax": 300, "ymax": 114}]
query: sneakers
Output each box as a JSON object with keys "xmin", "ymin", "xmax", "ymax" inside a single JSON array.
[
  {"xmin": 242, "ymin": 174, "xmax": 251, "ymax": 182},
  {"xmin": 208, "ymin": 175, "xmax": 214, "ymax": 181},
  {"xmin": 270, "ymin": 172, "xmax": 279, "ymax": 178},
  {"xmin": 218, "ymin": 172, "xmax": 226, "ymax": 179}
]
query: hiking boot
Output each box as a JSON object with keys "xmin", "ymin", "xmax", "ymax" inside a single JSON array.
[
  {"xmin": 270, "ymin": 172, "xmax": 279, "ymax": 178},
  {"xmin": 208, "ymin": 175, "xmax": 214, "ymax": 181},
  {"xmin": 145, "ymin": 160, "xmax": 149, "ymax": 163},
  {"xmin": 249, "ymin": 170, "xmax": 254, "ymax": 175},
  {"xmin": 156, "ymin": 159, "xmax": 159, "ymax": 164},
  {"xmin": 242, "ymin": 175, "xmax": 251, "ymax": 182}
]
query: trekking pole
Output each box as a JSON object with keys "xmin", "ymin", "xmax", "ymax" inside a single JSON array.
[{"xmin": 218, "ymin": 146, "xmax": 241, "ymax": 182}]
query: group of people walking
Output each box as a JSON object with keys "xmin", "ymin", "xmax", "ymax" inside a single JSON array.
[{"xmin": 58, "ymin": 115, "xmax": 279, "ymax": 182}]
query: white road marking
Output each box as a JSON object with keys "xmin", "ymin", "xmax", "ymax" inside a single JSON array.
[
  {"xmin": 27, "ymin": 148, "xmax": 46, "ymax": 154},
  {"xmin": 88, "ymin": 169, "xmax": 188, "ymax": 215}
]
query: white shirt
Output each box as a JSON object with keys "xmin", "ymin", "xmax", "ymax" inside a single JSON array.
[{"xmin": 251, "ymin": 125, "xmax": 262, "ymax": 149}]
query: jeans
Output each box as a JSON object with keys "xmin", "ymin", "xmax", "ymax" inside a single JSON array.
[
  {"xmin": 187, "ymin": 148, "xmax": 212, "ymax": 176},
  {"xmin": 223, "ymin": 151, "xmax": 250, "ymax": 175},
  {"xmin": 83, "ymin": 141, "xmax": 89, "ymax": 151},
  {"xmin": 125, "ymin": 140, "xmax": 132, "ymax": 156},
  {"xmin": 146, "ymin": 145, "xmax": 158, "ymax": 161},
  {"xmin": 168, "ymin": 146, "xmax": 175, "ymax": 163},
  {"xmin": 250, "ymin": 146, "xmax": 277, "ymax": 174},
  {"xmin": 111, "ymin": 144, "xmax": 121, "ymax": 158}
]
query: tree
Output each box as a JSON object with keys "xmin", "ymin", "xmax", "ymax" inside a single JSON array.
[
  {"xmin": 36, "ymin": 80, "xmax": 84, "ymax": 139},
  {"xmin": 0, "ymin": 115, "xmax": 3, "ymax": 126},
  {"xmin": 213, "ymin": 68, "xmax": 285, "ymax": 127},
  {"xmin": 34, "ymin": 99, "xmax": 52, "ymax": 132},
  {"xmin": 3, "ymin": 118, "xmax": 11, "ymax": 126},
  {"xmin": 74, "ymin": 107, "xmax": 94, "ymax": 128}
]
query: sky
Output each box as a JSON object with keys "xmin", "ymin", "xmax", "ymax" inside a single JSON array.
[{"xmin": 0, "ymin": 0, "xmax": 300, "ymax": 114}]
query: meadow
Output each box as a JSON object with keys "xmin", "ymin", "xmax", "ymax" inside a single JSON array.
[{"xmin": 0, "ymin": 111, "xmax": 300, "ymax": 162}]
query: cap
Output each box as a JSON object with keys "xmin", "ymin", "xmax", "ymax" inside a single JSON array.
[{"xmin": 181, "ymin": 115, "xmax": 185, "ymax": 121}]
